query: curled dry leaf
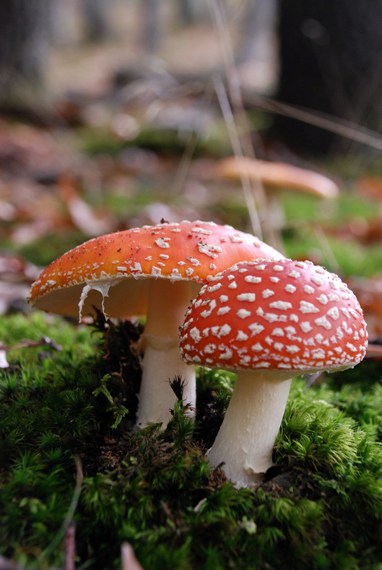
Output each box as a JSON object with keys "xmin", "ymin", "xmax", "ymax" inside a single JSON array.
[
  {"xmin": 58, "ymin": 175, "xmax": 114, "ymax": 237},
  {"xmin": 355, "ymin": 175, "xmax": 382, "ymax": 201}
]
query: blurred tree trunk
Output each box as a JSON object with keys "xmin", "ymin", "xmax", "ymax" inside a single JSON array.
[
  {"xmin": 275, "ymin": 0, "xmax": 382, "ymax": 154},
  {"xmin": 142, "ymin": 0, "xmax": 208, "ymax": 53},
  {"xmin": 0, "ymin": 0, "xmax": 51, "ymax": 107},
  {"xmin": 237, "ymin": 0, "xmax": 277, "ymax": 65},
  {"xmin": 81, "ymin": 0, "xmax": 111, "ymax": 42}
]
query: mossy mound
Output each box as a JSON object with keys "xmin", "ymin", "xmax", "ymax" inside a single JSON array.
[{"xmin": 0, "ymin": 313, "xmax": 382, "ymax": 569}]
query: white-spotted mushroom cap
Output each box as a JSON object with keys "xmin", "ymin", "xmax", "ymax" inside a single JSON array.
[
  {"xmin": 29, "ymin": 220, "xmax": 284, "ymax": 318},
  {"xmin": 179, "ymin": 259, "xmax": 368, "ymax": 373}
]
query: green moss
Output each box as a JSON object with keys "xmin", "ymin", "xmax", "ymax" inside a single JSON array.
[
  {"xmin": 281, "ymin": 191, "xmax": 378, "ymax": 226},
  {"xmin": 77, "ymin": 120, "xmax": 232, "ymax": 159},
  {"xmin": 0, "ymin": 314, "xmax": 382, "ymax": 569}
]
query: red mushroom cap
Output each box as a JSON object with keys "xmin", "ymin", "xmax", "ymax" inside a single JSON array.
[
  {"xmin": 29, "ymin": 220, "xmax": 283, "ymax": 318},
  {"xmin": 179, "ymin": 259, "xmax": 368, "ymax": 372}
]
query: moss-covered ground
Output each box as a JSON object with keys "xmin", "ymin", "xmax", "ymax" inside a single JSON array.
[{"xmin": 1, "ymin": 311, "xmax": 381, "ymax": 569}]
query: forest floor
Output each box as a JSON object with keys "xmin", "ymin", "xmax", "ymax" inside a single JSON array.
[{"xmin": 1, "ymin": 5, "xmax": 382, "ymax": 569}]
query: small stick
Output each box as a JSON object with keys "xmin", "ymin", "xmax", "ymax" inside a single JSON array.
[
  {"xmin": 64, "ymin": 523, "xmax": 76, "ymax": 570},
  {"xmin": 121, "ymin": 543, "xmax": 144, "ymax": 570}
]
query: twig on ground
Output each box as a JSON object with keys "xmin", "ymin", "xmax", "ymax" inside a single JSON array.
[{"xmin": 121, "ymin": 543, "xmax": 144, "ymax": 570}]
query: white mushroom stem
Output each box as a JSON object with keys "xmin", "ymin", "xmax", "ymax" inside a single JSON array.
[
  {"xmin": 207, "ymin": 370, "xmax": 292, "ymax": 488},
  {"xmin": 136, "ymin": 278, "xmax": 196, "ymax": 428}
]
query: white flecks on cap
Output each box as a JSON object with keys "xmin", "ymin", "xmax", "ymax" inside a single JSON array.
[
  {"xmin": 237, "ymin": 293, "xmax": 256, "ymax": 302},
  {"xmin": 217, "ymin": 306, "xmax": 231, "ymax": 316},
  {"xmin": 218, "ymin": 325, "xmax": 234, "ymax": 338},
  {"xmin": 207, "ymin": 282, "xmax": 223, "ymax": 293},
  {"xmin": 245, "ymin": 275, "xmax": 262, "ymax": 284},
  {"xmin": 179, "ymin": 258, "xmax": 367, "ymax": 374},
  {"xmin": 190, "ymin": 327, "xmax": 202, "ymax": 342},
  {"xmin": 230, "ymin": 235, "xmax": 244, "ymax": 243},
  {"xmin": 299, "ymin": 301, "xmax": 320, "ymax": 314},
  {"xmin": 236, "ymin": 330, "xmax": 249, "ymax": 341},
  {"xmin": 197, "ymin": 243, "xmax": 223, "ymax": 259},
  {"xmin": 154, "ymin": 237, "xmax": 171, "ymax": 249},
  {"xmin": 249, "ymin": 323, "xmax": 265, "ymax": 335},
  {"xmin": 272, "ymin": 327, "xmax": 285, "ymax": 337},
  {"xmin": 311, "ymin": 276, "xmax": 323, "ymax": 286},
  {"xmin": 200, "ymin": 300, "xmax": 217, "ymax": 318},
  {"xmin": 262, "ymin": 289, "xmax": 275, "ymax": 298},
  {"xmin": 269, "ymin": 300, "xmax": 293, "ymax": 311},
  {"xmin": 191, "ymin": 227, "xmax": 213, "ymax": 235},
  {"xmin": 286, "ymin": 345, "xmax": 300, "ymax": 354},
  {"xmin": 237, "ymin": 308, "xmax": 251, "ymax": 319},
  {"xmin": 327, "ymin": 307, "xmax": 340, "ymax": 320},
  {"xmin": 300, "ymin": 321, "xmax": 313, "ymax": 333},
  {"xmin": 314, "ymin": 316, "xmax": 332, "ymax": 330},
  {"xmin": 188, "ymin": 257, "xmax": 201, "ymax": 266}
]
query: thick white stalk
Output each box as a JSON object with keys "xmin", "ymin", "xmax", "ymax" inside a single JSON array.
[
  {"xmin": 136, "ymin": 279, "xmax": 196, "ymax": 427},
  {"xmin": 136, "ymin": 334, "xmax": 196, "ymax": 427},
  {"xmin": 207, "ymin": 370, "xmax": 292, "ymax": 487}
]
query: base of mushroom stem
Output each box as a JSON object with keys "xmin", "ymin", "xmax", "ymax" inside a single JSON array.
[
  {"xmin": 206, "ymin": 451, "xmax": 268, "ymax": 488},
  {"xmin": 136, "ymin": 334, "xmax": 196, "ymax": 428},
  {"xmin": 206, "ymin": 370, "xmax": 293, "ymax": 488}
]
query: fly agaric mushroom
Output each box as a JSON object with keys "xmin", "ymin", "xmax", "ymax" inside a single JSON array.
[
  {"xmin": 29, "ymin": 220, "xmax": 284, "ymax": 428},
  {"xmin": 179, "ymin": 258, "xmax": 368, "ymax": 487}
]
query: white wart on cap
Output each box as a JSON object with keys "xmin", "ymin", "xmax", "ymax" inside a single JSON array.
[{"xmin": 179, "ymin": 259, "xmax": 368, "ymax": 487}]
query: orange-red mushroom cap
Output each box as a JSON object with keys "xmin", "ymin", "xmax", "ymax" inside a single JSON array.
[
  {"xmin": 29, "ymin": 220, "xmax": 283, "ymax": 318},
  {"xmin": 179, "ymin": 259, "xmax": 368, "ymax": 373}
]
